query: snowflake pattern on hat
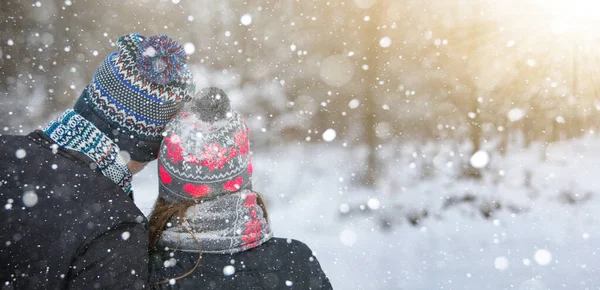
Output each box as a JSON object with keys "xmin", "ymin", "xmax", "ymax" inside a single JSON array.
[
  {"xmin": 158, "ymin": 88, "xmax": 252, "ymax": 202},
  {"xmin": 200, "ymin": 142, "xmax": 230, "ymax": 171}
]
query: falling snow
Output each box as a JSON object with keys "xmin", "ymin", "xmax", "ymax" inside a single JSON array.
[
  {"xmin": 507, "ymin": 108, "xmax": 526, "ymax": 122},
  {"xmin": 2, "ymin": 1, "xmax": 599, "ymax": 289},
  {"xmin": 322, "ymin": 129, "xmax": 336, "ymax": 142},
  {"xmin": 240, "ymin": 14, "xmax": 252, "ymax": 26},
  {"xmin": 379, "ymin": 36, "xmax": 392, "ymax": 48},
  {"xmin": 184, "ymin": 43, "xmax": 196, "ymax": 55},
  {"xmin": 534, "ymin": 249, "xmax": 552, "ymax": 266},
  {"xmin": 367, "ymin": 198, "xmax": 380, "ymax": 210},
  {"xmin": 339, "ymin": 229, "xmax": 357, "ymax": 247},
  {"xmin": 15, "ymin": 149, "xmax": 26, "ymax": 159},
  {"xmin": 494, "ymin": 257, "xmax": 509, "ymax": 271},
  {"xmin": 223, "ymin": 265, "xmax": 236, "ymax": 276},
  {"xmin": 469, "ymin": 151, "xmax": 490, "ymax": 169},
  {"xmin": 22, "ymin": 191, "xmax": 38, "ymax": 207}
]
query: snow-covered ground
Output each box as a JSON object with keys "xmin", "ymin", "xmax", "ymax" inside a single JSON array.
[{"xmin": 134, "ymin": 136, "xmax": 600, "ymax": 290}]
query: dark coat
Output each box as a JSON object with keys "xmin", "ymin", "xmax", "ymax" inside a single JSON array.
[
  {"xmin": 150, "ymin": 238, "xmax": 333, "ymax": 290},
  {"xmin": 0, "ymin": 131, "xmax": 149, "ymax": 290}
]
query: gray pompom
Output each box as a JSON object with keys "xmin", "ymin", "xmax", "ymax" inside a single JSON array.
[{"xmin": 191, "ymin": 87, "xmax": 232, "ymax": 123}]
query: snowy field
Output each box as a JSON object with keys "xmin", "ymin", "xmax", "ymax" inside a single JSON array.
[{"xmin": 134, "ymin": 136, "xmax": 600, "ymax": 290}]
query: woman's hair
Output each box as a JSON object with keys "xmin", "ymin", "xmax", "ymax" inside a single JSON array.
[
  {"xmin": 148, "ymin": 192, "xmax": 270, "ymax": 284},
  {"xmin": 148, "ymin": 197, "xmax": 195, "ymax": 250}
]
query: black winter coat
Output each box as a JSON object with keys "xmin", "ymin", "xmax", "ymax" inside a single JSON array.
[
  {"xmin": 0, "ymin": 131, "xmax": 149, "ymax": 289},
  {"xmin": 150, "ymin": 238, "xmax": 333, "ymax": 290}
]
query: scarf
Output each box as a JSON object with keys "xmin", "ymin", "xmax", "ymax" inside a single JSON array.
[
  {"xmin": 158, "ymin": 190, "xmax": 273, "ymax": 254},
  {"xmin": 44, "ymin": 109, "xmax": 133, "ymax": 194}
]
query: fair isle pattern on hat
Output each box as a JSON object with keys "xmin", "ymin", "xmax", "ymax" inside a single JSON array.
[
  {"xmin": 83, "ymin": 33, "xmax": 195, "ymax": 142},
  {"xmin": 44, "ymin": 110, "xmax": 133, "ymax": 194},
  {"xmin": 162, "ymin": 113, "xmax": 249, "ymax": 180},
  {"xmin": 158, "ymin": 112, "xmax": 252, "ymax": 202},
  {"xmin": 117, "ymin": 34, "xmax": 194, "ymax": 103},
  {"xmin": 157, "ymin": 88, "xmax": 252, "ymax": 202}
]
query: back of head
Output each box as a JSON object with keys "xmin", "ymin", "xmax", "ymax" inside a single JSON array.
[
  {"xmin": 73, "ymin": 33, "xmax": 195, "ymax": 162},
  {"xmin": 150, "ymin": 97, "xmax": 269, "ymax": 282},
  {"xmin": 157, "ymin": 87, "xmax": 252, "ymax": 203}
]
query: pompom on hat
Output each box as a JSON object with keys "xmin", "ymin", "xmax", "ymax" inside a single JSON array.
[
  {"xmin": 158, "ymin": 87, "xmax": 253, "ymax": 202},
  {"xmin": 136, "ymin": 35, "xmax": 187, "ymax": 85},
  {"xmin": 73, "ymin": 33, "xmax": 195, "ymax": 162}
]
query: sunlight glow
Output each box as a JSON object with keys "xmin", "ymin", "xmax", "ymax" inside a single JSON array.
[{"xmin": 536, "ymin": 0, "xmax": 600, "ymax": 37}]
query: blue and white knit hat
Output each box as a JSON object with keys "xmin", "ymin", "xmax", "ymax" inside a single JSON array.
[{"xmin": 73, "ymin": 33, "xmax": 196, "ymax": 162}]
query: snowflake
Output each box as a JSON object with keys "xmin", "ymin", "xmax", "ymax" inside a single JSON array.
[
  {"xmin": 165, "ymin": 134, "xmax": 184, "ymax": 164},
  {"xmin": 200, "ymin": 143, "xmax": 229, "ymax": 171},
  {"xmin": 244, "ymin": 219, "xmax": 262, "ymax": 236},
  {"xmin": 234, "ymin": 128, "xmax": 249, "ymax": 156},
  {"xmin": 244, "ymin": 194, "xmax": 257, "ymax": 207},
  {"xmin": 183, "ymin": 154, "xmax": 199, "ymax": 164}
]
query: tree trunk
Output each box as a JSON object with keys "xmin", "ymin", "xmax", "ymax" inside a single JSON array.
[
  {"xmin": 466, "ymin": 109, "xmax": 483, "ymax": 179},
  {"xmin": 360, "ymin": 3, "xmax": 382, "ymax": 187}
]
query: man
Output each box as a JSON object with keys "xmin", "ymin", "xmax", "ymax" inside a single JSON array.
[{"xmin": 0, "ymin": 33, "xmax": 195, "ymax": 289}]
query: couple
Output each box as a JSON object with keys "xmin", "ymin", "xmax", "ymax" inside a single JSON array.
[{"xmin": 0, "ymin": 33, "xmax": 332, "ymax": 289}]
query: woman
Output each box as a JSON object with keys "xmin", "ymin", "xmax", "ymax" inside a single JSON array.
[{"xmin": 148, "ymin": 87, "xmax": 333, "ymax": 289}]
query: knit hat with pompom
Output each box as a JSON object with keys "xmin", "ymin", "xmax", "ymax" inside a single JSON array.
[
  {"xmin": 73, "ymin": 33, "xmax": 195, "ymax": 162},
  {"xmin": 158, "ymin": 87, "xmax": 253, "ymax": 202}
]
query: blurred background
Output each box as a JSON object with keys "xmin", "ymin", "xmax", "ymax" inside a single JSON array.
[{"xmin": 2, "ymin": 0, "xmax": 600, "ymax": 289}]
